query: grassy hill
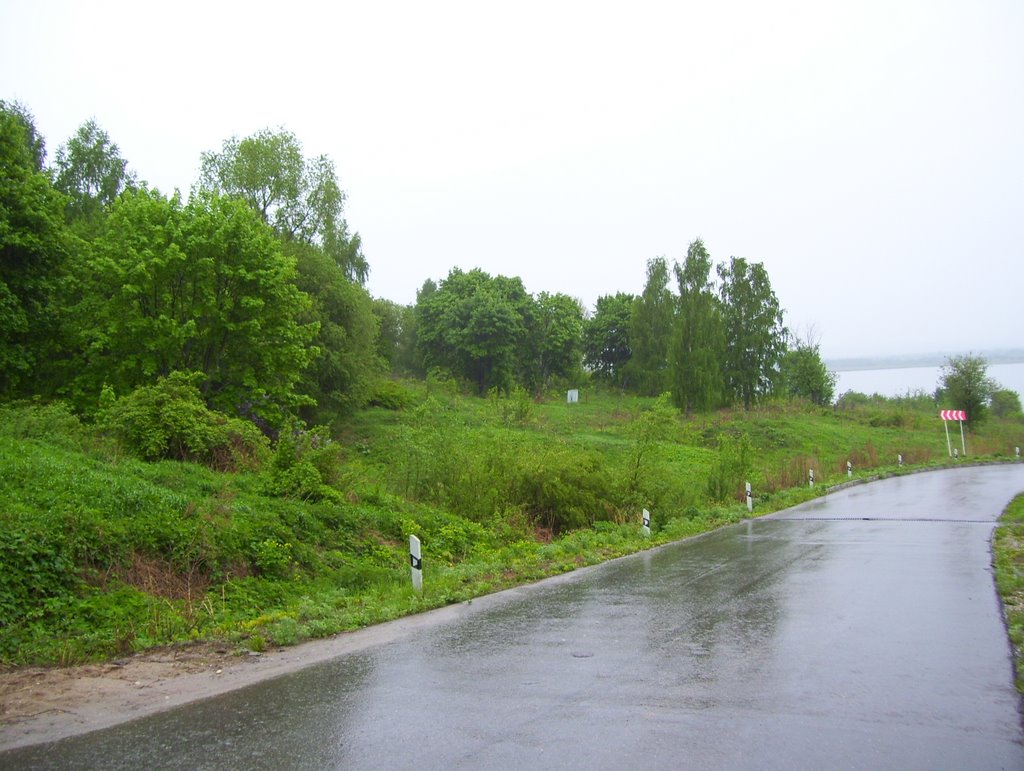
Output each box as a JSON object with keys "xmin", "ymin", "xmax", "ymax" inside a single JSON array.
[{"xmin": 2, "ymin": 385, "xmax": 1021, "ymax": 666}]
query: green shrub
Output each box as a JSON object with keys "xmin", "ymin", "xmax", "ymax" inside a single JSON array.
[
  {"xmin": 367, "ymin": 379, "xmax": 412, "ymax": 410},
  {"xmin": 707, "ymin": 431, "xmax": 752, "ymax": 502},
  {"xmin": 0, "ymin": 401, "xmax": 86, "ymax": 449},
  {"xmin": 263, "ymin": 424, "xmax": 345, "ymax": 501},
  {"xmin": 99, "ymin": 372, "xmax": 269, "ymax": 470},
  {"xmin": 0, "ymin": 524, "xmax": 79, "ymax": 625}
]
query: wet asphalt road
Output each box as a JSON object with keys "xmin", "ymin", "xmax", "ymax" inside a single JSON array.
[{"xmin": 6, "ymin": 465, "xmax": 1024, "ymax": 770}]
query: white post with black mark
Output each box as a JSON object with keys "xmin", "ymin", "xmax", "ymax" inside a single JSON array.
[
  {"xmin": 898, "ymin": 453, "xmax": 903, "ymax": 467},
  {"xmin": 847, "ymin": 460, "xmax": 852, "ymax": 478},
  {"xmin": 409, "ymin": 534, "xmax": 423, "ymax": 594},
  {"xmin": 745, "ymin": 481, "xmax": 753, "ymax": 513},
  {"xmin": 642, "ymin": 508, "xmax": 651, "ymax": 537},
  {"xmin": 1017, "ymin": 446, "xmax": 1021, "ymax": 459},
  {"xmin": 809, "ymin": 468, "xmax": 814, "ymax": 488}
]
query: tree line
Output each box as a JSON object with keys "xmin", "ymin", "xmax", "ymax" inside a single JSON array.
[
  {"xmin": 385, "ymin": 244, "xmax": 836, "ymax": 410},
  {"xmin": 2, "ymin": 98, "xmax": 835, "ymax": 436}
]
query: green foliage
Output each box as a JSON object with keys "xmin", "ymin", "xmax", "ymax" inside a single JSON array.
[
  {"xmin": 263, "ymin": 424, "xmax": 345, "ymax": 501},
  {"xmin": 2, "ymin": 384, "xmax": 1022, "ymax": 665},
  {"xmin": 994, "ymin": 495, "xmax": 1024, "ymax": 690},
  {"xmin": 0, "ymin": 401, "xmax": 86, "ymax": 450},
  {"xmin": 198, "ymin": 127, "xmax": 367, "ymax": 283},
  {"xmin": 627, "ymin": 257, "xmax": 674, "ymax": 396},
  {"xmin": 939, "ymin": 354, "xmax": 995, "ymax": 428},
  {"xmin": 292, "ymin": 242, "xmax": 381, "ymax": 416},
  {"xmin": 368, "ymin": 379, "xmax": 413, "ymax": 410},
  {"xmin": 778, "ymin": 333, "xmax": 837, "ymax": 406},
  {"xmin": 707, "ymin": 431, "xmax": 753, "ymax": 502},
  {"xmin": 623, "ymin": 393, "xmax": 677, "ymax": 505},
  {"xmin": 99, "ymin": 372, "xmax": 269, "ymax": 470},
  {"xmin": 991, "ymin": 389, "xmax": 1022, "ymax": 419},
  {"xmin": 0, "ymin": 523, "xmax": 79, "ymax": 628},
  {"xmin": 0, "ymin": 101, "xmax": 70, "ymax": 398},
  {"xmin": 65, "ymin": 188, "xmax": 317, "ymax": 422},
  {"xmin": 527, "ymin": 292, "xmax": 585, "ymax": 391},
  {"xmin": 416, "ymin": 268, "xmax": 534, "ymax": 394},
  {"xmin": 670, "ymin": 239, "xmax": 725, "ymax": 413},
  {"xmin": 373, "ymin": 298, "xmax": 420, "ymax": 375},
  {"xmin": 718, "ymin": 257, "xmax": 786, "ymax": 409},
  {"xmin": 490, "ymin": 385, "xmax": 534, "ymax": 427},
  {"xmin": 583, "ymin": 292, "xmax": 634, "ymax": 388},
  {"xmin": 252, "ymin": 538, "xmax": 294, "ymax": 578},
  {"xmin": 54, "ymin": 118, "xmax": 135, "ymax": 228}
]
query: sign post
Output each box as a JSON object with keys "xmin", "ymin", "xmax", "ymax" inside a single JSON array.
[
  {"xmin": 940, "ymin": 410, "xmax": 967, "ymax": 457},
  {"xmin": 409, "ymin": 535, "xmax": 423, "ymax": 594}
]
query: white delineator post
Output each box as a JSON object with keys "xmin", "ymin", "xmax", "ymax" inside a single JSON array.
[
  {"xmin": 809, "ymin": 468, "xmax": 814, "ymax": 488},
  {"xmin": 745, "ymin": 481, "xmax": 753, "ymax": 513},
  {"xmin": 847, "ymin": 460, "xmax": 852, "ymax": 478},
  {"xmin": 898, "ymin": 453, "xmax": 903, "ymax": 467},
  {"xmin": 642, "ymin": 508, "xmax": 651, "ymax": 537},
  {"xmin": 1017, "ymin": 446, "xmax": 1021, "ymax": 459},
  {"xmin": 409, "ymin": 535, "xmax": 423, "ymax": 594}
]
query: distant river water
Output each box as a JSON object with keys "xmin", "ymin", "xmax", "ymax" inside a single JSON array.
[{"xmin": 833, "ymin": 361, "xmax": 1024, "ymax": 400}]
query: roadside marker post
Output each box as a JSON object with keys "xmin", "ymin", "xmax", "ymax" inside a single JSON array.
[
  {"xmin": 809, "ymin": 468, "xmax": 814, "ymax": 488},
  {"xmin": 847, "ymin": 460, "xmax": 852, "ymax": 478},
  {"xmin": 642, "ymin": 508, "xmax": 651, "ymax": 537},
  {"xmin": 745, "ymin": 482, "xmax": 753, "ymax": 513},
  {"xmin": 409, "ymin": 535, "xmax": 423, "ymax": 594},
  {"xmin": 898, "ymin": 453, "xmax": 903, "ymax": 467},
  {"xmin": 940, "ymin": 410, "xmax": 967, "ymax": 457},
  {"xmin": 1016, "ymin": 446, "xmax": 1021, "ymax": 459}
]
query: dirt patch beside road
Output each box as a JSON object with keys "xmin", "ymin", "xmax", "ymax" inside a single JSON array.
[{"xmin": 1, "ymin": 643, "xmax": 257, "ymax": 750}]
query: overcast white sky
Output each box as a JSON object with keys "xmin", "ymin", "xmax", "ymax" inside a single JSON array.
[{"xmin": 2, "ymin": 0, "xmax": 1021, "ymax": 359}]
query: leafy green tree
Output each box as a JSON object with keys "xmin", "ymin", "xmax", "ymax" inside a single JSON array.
[
  {"xmin": 0, "ymin": 100, "xmax": 45, "ymax": 170},
  {"xmin": 416, "ymin": 268, "xmax": 533, "ymax": 394},
  {"xmin": 528, "ymin": 292, "xmax": 584, "ymax": 391},
  {"xmin": 718, "ymin": 257, "xmax": 786, "ymax": 409},
  {"xmin": 939, "ymin": 354, "xmax": 995, "ymax": 428},
  {"xmin": 0, "ymin": 101, "xmax": 69, "ymax": 397},
  {"xmin": 627, "ymin": 257, "xmax": 675, "ymax": 396},
  {"xmin": 65, "ymin": 187, "xmax": 317, "ymax": 422},
  {"xmin": 291, "ymin": 242, "xmax": 380, "ymax": 416},
  {"xmin": 372, "ymin": 298, "xmax": 423, "ymax": 377},
  {"xmin": 583, "ymin": 292, "xmax": 634, "ymax": 388},
  {"xmin": 54, "ymin": 119, "xmax": 135, "ymax": 228},
  {"xmin": 990, "ymin": 389, "xmax": 1022, "ymax": 419},
  {"xmin": 670, "ymin": 239, "xmax": 725, "ymax": 414},
  {"xmin": 198, "ymin": 128, "xmax": 367, "ymax": 283},
  {"xmin": 777, "ymin": 331, "xmax": 837, "ymax": 405}
]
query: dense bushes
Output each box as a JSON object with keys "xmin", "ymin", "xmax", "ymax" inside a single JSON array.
[{"xmin": 99, "ymin": 372, "xmax": 269, "ymax": 470}]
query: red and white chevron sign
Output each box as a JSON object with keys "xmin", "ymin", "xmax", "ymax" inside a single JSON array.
[{"xmin": 940, "ymin": 410, "xmax": 966, "ymax": 421}]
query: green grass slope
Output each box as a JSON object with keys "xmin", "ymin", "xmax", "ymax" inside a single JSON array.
[{"xmin": 2, "ymin": 388, "xmax": 1021, "ymax": 665}]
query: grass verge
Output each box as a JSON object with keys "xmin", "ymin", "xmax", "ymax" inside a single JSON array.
[{"xmin": 994, "ymin": 494, "xmax": 1024, "ymax": 691}]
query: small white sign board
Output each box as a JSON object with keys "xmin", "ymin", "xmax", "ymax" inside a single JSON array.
[{"xmin": 567, "ymin": 389, "xmax": 579, "ymax": 403}]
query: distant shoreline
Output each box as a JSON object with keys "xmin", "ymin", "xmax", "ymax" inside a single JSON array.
[{"xmin": 827, "ymin": 350, "xmax": 1024, "ymax": 373}]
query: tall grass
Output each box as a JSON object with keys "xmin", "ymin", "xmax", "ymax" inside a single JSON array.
[{"xmin": 2, "ymin": 387, "xmax": 1022, "ymax": 665}]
